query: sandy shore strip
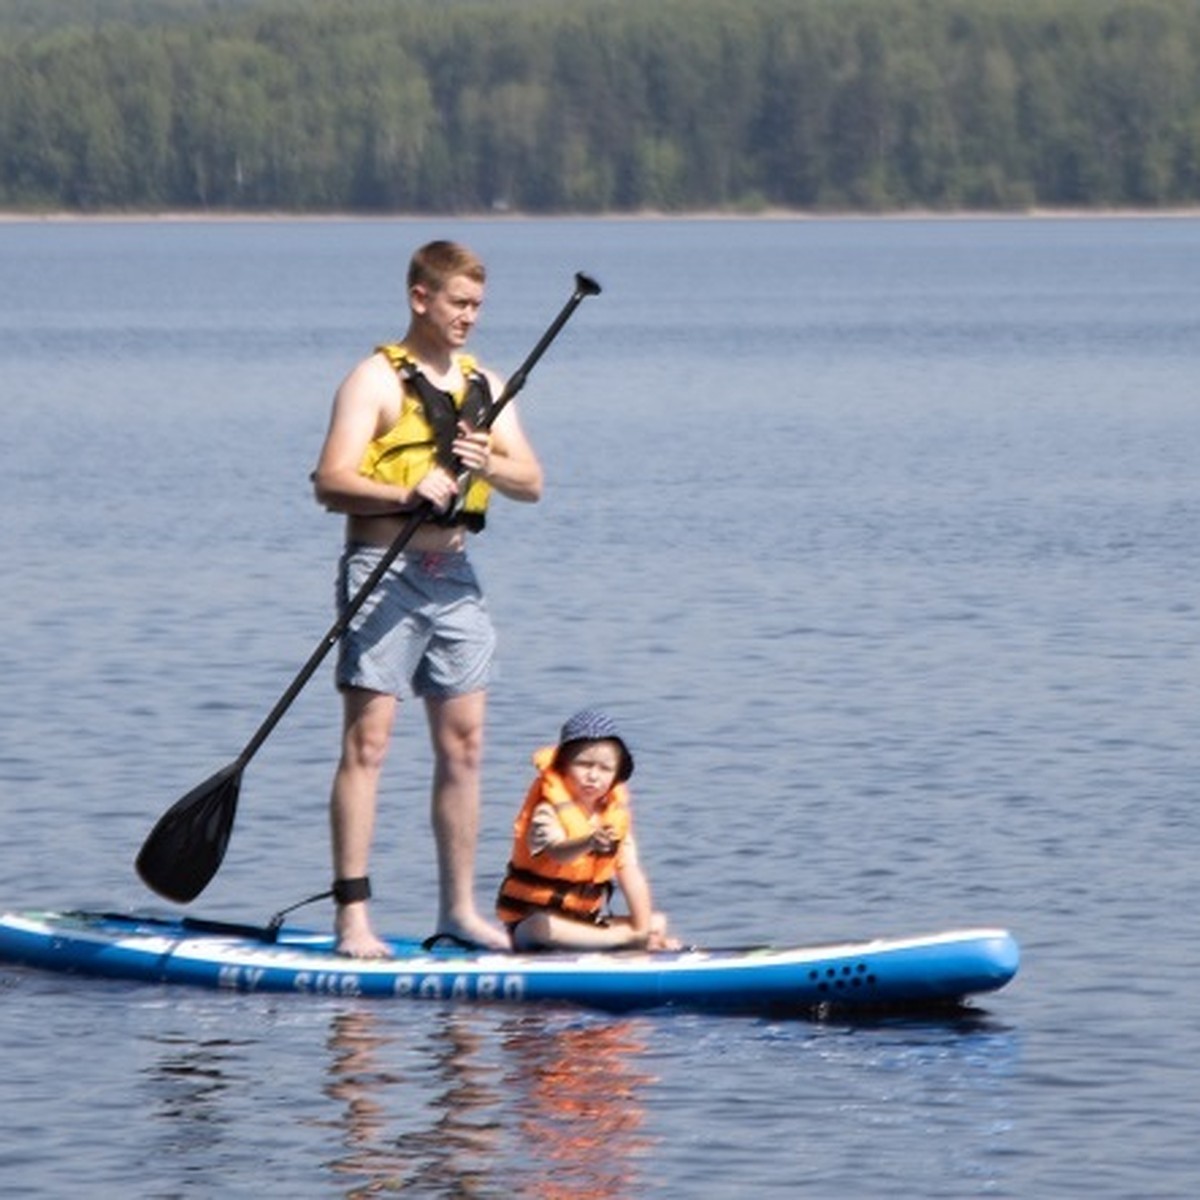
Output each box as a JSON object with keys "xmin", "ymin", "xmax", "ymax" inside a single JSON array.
[{"xmin": 4, "ymin": 207, "xmax": 1200, "ymax": 223}]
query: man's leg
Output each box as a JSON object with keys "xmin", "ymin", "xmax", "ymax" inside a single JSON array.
[
  {"xmin": 425, "ymin": 690, "xmax": 510, "ymax": 949},
  {"xmin": 331, "ymin": 686, "xmax": 396, "ymax": 957}
]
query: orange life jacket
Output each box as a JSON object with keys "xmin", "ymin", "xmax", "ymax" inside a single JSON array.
[{"xmin": 496, "ymin": 747, "xmax": 632, "ymax": 925}]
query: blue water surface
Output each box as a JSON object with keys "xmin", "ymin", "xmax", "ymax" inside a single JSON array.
[{"xmin": 1, "ymin": 215, "xmax": 1198, "ymax": 1197}]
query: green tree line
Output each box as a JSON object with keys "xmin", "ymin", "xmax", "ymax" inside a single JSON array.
[{"xmin": 3, "ymin": 0, "xmax": 1200, "ymax": 213}]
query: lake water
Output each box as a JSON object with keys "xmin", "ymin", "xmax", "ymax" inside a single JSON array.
[{"xmin": 1, "ymin": 215, "xmax": 1198, "ymax": 1196}]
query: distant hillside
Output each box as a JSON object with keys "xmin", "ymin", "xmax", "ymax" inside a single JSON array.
[{"xmin": 3, "ymin": 0, "xmax": 1199, "ymax": 214}]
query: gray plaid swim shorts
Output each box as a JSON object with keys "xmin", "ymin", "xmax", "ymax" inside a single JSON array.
[{"xmin": 335, "ymin": 544, "xmax": 496, "ymax": 699}]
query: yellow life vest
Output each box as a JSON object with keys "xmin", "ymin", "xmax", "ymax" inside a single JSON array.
[
  {"xmin": 359, "ymin": 343, "xmax": 494, "ymax": 529},
  {"xmin": 496, "ymin": 747, "xmax": 632, "ymax": 925}
]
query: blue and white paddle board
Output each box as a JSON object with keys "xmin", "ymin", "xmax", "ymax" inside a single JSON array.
[{"xmin": 0, "ymin": 909, "xmax": 1018, "ymax": 1016}]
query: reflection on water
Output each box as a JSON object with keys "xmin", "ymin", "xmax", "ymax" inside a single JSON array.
[
  {"xmin": 135, "ymin": 1000, "xmax": 657, "ymax": 1198},
  {"xmin": 150, "ymin": 1036, "xmax": 243, "ymax": 1126},
  {"xmin": 323, "ymin": 1008, "xmax": 502, "ymax": 1196},
  {"xmin": 78, "ymin": 981, "xmax": 1021, "ymax": 1199},
  {"xmin": 141, "ymin": 1036, "xmax": 252, "ymax": 1128},
  {"xmin": 140, "ymin": 1028, "xmax": 261, "ymax": 1192},
  {"xmin": 322, "ymin": 1007, "xmax": 658, "ymax": 1199},
  {"xmin": 500, "ymin": 1014, "xmax": 657, "ymax": 1200}
]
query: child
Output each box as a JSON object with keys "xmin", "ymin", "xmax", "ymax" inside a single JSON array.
[{"xmin": 497, "ymin": 709, "xmax": 678, "ymax": 951}]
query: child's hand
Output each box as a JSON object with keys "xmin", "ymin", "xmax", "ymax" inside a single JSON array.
[
  {"xmin": 645, "ymin": 912, "xmax": 680, "ymax": 951},
  {"xmin": 589, "ymin": 826, "xmax": 618, "ymax": 855}
]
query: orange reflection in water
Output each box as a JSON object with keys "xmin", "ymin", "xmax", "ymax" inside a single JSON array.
[
  {"xmin": 501, "ymin": 1015, "xmax": 658, "ymax": 1200},
  {"xmin": 322, "ymin": 1005, "xmax": 658, "ymax": 1199}
]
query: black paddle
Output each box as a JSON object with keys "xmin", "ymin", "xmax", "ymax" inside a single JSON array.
[{"xmin": 136, "ymin": 271, "xmax": 603, "ymax": 903}]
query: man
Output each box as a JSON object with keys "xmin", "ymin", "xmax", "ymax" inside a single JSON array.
[{"xmin": 312, "ymin": 241, "xmax": 543, "ymax": 957}]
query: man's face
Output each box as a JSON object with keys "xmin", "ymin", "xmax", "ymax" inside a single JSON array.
[{"xmin": 414, "ymin": 273, "xmax": 484, "ymax": 347}]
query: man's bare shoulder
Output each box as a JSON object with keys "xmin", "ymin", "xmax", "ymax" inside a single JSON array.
[{"xmin": 336, "ymin": 351, "xmax": 403, "ymax": 409}]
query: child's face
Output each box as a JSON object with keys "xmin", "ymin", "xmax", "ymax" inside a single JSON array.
[{"xmin": 562, "ymin": 740, "xmax": 622, "ymax": 806}]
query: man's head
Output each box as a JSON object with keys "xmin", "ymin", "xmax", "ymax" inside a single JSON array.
[
  {"xmin": 407, "ymin": 241, "xmax": 486, "ymax": 296},
  {"xmin": 406, "ymin": 241, "xmax": 487, "ymax": 348}
]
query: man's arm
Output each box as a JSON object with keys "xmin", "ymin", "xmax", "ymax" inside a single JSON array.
[{"xmin": 460, "ymin": 374, "xmax": 543, "ymax": 503}]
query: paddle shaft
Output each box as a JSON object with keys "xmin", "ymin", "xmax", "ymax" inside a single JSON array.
[{"xmin": 234, "ymin": 273, "xmax": 600, "ymax": 769}]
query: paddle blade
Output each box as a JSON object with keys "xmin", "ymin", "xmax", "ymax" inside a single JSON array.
[{"xmin": 135, "ymin": 762, "xmax": 242, "ymax": 903}]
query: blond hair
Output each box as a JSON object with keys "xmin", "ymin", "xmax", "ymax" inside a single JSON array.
[{"xmin": 407, "ymin": 240, "xmax": 487, "ymax": 293}]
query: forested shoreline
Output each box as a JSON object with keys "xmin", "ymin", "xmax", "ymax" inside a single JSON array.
[{"xmin": 3, "ymin": 0, "xmax": 1200, "ymax": 215}]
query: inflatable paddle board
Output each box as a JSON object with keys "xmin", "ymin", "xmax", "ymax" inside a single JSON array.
[{"xmin": 0, "ymin": 909, "xmax": 1017, "ymax": 1016}]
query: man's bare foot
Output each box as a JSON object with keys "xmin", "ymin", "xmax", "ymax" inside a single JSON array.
[
  {"xmin": 435, "ymin": 910, "xmax": 511, "ymax": 952},
  {"xmin": 335, "ymin": 902, "xmax": 393, "ymax": 959}
]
